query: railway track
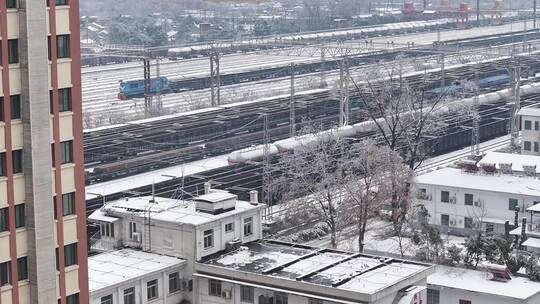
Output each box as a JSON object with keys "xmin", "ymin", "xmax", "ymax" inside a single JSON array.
[{"xmin": 85, "ymin": 96, "xmax": 533, "ymax": 216}]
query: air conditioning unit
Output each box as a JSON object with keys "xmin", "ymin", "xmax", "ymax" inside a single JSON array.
[
  {"xmin": 222, "ymin": 290, "xmax": 231, "ymax": 299},
  {"xmin": 449, "ymin": 220, "xmax": 456, "ymax": 227},
  {"xmin": 474, "ymin": 200, "xmax": 483, "ymax": 207},
  {"xmin": 132, "ymin": 232, "xmax": 142, "ymax": 243},
  {"xmin": 181, "ymin": 279, "xmax": 188, "ymax": 291},
  {"xmin": 449, "ymin": 197, "xmax": 456, "ymax": 204}
]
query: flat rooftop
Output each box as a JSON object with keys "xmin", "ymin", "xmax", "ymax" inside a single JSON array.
[
  {"xmin": 519, "ymin": 103, "xmax": 540, "ymax": 117},
  {"xmin": 480, "ymin": 151, "xmax": 540, "ymax": 174},
  {"xmin": 89, "ymin": 193, "xmax": 263, "ymax": 226},
  {"xmin": 415, "ymin": 167, "xmax": 540, "ymax": 197},
  {"xmin": 199, "ymin": 241, "xmax": 432, "ymax": 299},
  {"xmin": 428, "ymin": 265, "xmax": 540, "ymax": 301},
  {"xmin": 88, "ymin": 249, "xmax": 186, "ymax": 293}
]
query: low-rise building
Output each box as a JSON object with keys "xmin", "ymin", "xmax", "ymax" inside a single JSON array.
[
  {"xmin": 88, "ymin": 249, "xmax": 188, "ymax": 304},
  {"xmin": 428, "ymin": 265, "xmax": 540, "ymax": 304},
  {"xmin": 415, "ymin": 163, "xmax": 540, "ymax": 235},
  {"xmin": 196, "ymin": 240, "xmax": 433, "ymax": 304}
]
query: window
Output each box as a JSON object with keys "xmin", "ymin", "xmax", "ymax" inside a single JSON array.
[
  {"xmin": 15, "ymin": 204, "xmax": 25, "ymax": 228},
  {"xmin": 100, "ymin": 222, "xmax": 114, "ymax": 238},
  {"xmin": 168, "ymin": 272, "xmax": 180, "ymax": 294},
  {"xmin": 100, "ymin": 295, "xmax": 112, "ymax": 304},
  {"xmin": 7, "ymin": 0, "xmax": 17, "ymax": 9},
  {"xmin": 536, "ymin": 121, "xmax": 540, "ymax": 131},
  {"xmin": 62, "ymin": 192, "xmax": 75, "ymax": 216},
  {"xmin": 66, "ymin": 294, "xmax": 79, "ymax": 304},
  {"xmin": 244, "ymin": 217, "xmax": 253, "ymax": 236},
  {"xmin": 535, "ymin": 142, "xmax": 539, "ymax": 153},
  {"xmin": 459, "ymin": 300, "xmax": 471, "ymax": 304},
  {"xmin": 426, "ymin": 289, "xmax": 440, "ymax": 304},
  {"xmin": 208, "ymin": 279, "xmax": 222, "ymax": 296},
  {"xmin": 8, "ymin": 39, "xmax": 18, "ymax": 64},
  {"xmin": 0, "ymin": 153, "xmax": 6, "ymax": 177},
  {"xmin": 64, "ymin": 243, "xmax": 77, "ymax": 266},
  {"xmin": 486, "ymin": 223, "xmax": 494, "ymax": 233},
  {"xmin": 441, "ymin": 191, "xmax": 450, "ymax": 203},
  {"xmin": 58, "ymin": 88, "xmax": 72, "ymax": 112},
  {"xmin": 123, "ymin": 287, "xmax": 135, "ymax": 304},
  {"xmin": 525, "ymin": 141, "xmax": 532, "ymax": 151},
  {"xmin": 525, "ymin": 120, "xmax": 532, "ymax": 130},
  {"xmin": 129, "ymin": 222, "xmax": 137, "ymax": 239},
  {"xmin": 509, "ymin": 198, "xmax": 519, "ymax": 211},
  {"xmin": 60, "ymin": 140, "xmax": 73, "ymax": 164},
  {"xmin": 203, "ymin": 229, "xmax": 214, "ymax": 249},
  {"xmin": 10, "ymin": 95, "xmax": 21, "ymax": 119},
  {"xmin": 12, "ymin": 149, "xmax": 22, "ymax": 174},
  {"xmin": 464, "ymin": 217, "xmax": 473, "ymax": 229},
  {"xmin": 241, "ymin": 286, "xmax": 254, "ymax": 303},
  {"xmin": 225, "ymin": 222, "xmax": 233, "ymax": 233},
  {"xmin": 147, "ymin": 279, "xmax": 158, "ymax": 300},
  {"xmin": 308, "ymin": 299, "xmax": 323, "ymax": 304},
  {"xmin": 0, "ymin": 207, "xmax": 8, "ymax": 232},
  {"xmin": 56, "ymin": 0, "xmax": 68, "ymax": 5},
  {"xmin": 0, "ymin": 98, "xmax": 4, "ymax": 121},
  {"xmin": 0, "ymin": 261, "xmax": 10, "ymax": 286},
  {"xmin": 57, "ymin": 35, "xmax": 70, "ymax": 58},
  {"xmin": 275, "ymin": 292, "xmax": 288, "ymax": 304},
  {"xmin": 17, "ymin": 257, "xmax": 27, "ymax": 281},
  {"xmin": 441, "ymin": 214, "xmax": 449, "ymax": 227},
  {"xmin": 464, "ymin": 193, "xmax": 473, "ymax": 206}
]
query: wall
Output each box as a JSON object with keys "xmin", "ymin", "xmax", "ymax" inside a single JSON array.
[
  {"xmin": 521, "ymin": 114, "xmax": 540, "ymax": 156},
  {"xmin": 429, "ymin": 286, "xmax": 540, "ymax": 304},
  {"xmin": 90, "ymin": 267, "xmax": 187, "ymax": 304}
]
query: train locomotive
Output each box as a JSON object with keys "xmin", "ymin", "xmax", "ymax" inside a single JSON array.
[{"xmin": 118, "ymin": 76, "xmax": 171, "ymax": 100}]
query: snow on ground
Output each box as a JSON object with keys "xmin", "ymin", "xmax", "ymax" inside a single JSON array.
[{"xmin": 306, "ymin": 219, "xmax": 466, "ymax": 258}]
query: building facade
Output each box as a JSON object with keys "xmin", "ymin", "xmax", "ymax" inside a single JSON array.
[
  {"xmin": 519, "ymin": 104, "xmax": 540, "ymax": 156},
  {"xmin": 0, "ymin": 0, "xmax": 87, "ymax": 304}
]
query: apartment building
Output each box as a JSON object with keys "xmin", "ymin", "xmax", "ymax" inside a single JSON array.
[
  {"xmin": 519, "ymin": 103, "xmax": 540, "ymax": 156},
  {"xmin": 0, "ymin": 0, "xmax": 87, "ymax": 304},
  {"xmin": 414, "ymin": 155, "xmax": 540, "ymax": 236}
]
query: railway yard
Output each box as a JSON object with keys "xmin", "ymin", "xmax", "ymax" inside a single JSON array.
[{"xmin": 83, "ymin": 18, "xmax": 540, "ymax": 228}]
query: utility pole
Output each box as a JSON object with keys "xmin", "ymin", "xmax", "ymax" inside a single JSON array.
[
  {"xmin": 339, "ymin": 57, "xmax": 350, "ymax": 127},
  {"xmin": 262, "ymin": 114, "xmax": 271, "ymax": 220},
  {"xmin": 289, "ymin": 63, "xmax": 295, "ymax": 137},
  {"xmin": 440, "ymin": 53, "xmax": 445, "ymax": 89},
  {"xmin": 535, "ymin": 0, "xmax": 537, "ymax": 29},
  {"xmin": 476, "ymin": 0, "xmax": 480, "ymax": 25},
  {"xmin": 210, "ymin": 52, "xmax": 221, "ymax": 107},
  {"xmin": 471, "ymin": 71, "xmax": 480, "ymax": 157},
  {"xmin": 143, "ymin": 56, "xmax": 152, "ymax": 118},
  {"xmin": 510, "ymin": 60, "xmax": 521, "ymax": 147},
  {"xmin": 320, "ymin": 45, "xmax": 326, "ymax": 88},
  {"xmin": 155, "ymin": 57, "xmax": 162, "ymax": 115}
]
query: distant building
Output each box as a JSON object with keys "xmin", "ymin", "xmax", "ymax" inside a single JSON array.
[
  {"xmin": 414, "ymin": 152, "xmax": 540, "ymax": 235},
  {"xmin": 519, "ymin": 103, "xmax": 540, "ymax": 155},
  {"xmin": 428, "ymin": 265, "xmax": 540, "ymax": 304}
]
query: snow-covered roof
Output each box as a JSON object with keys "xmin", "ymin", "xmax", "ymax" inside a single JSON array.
[
  {"xmin": 199, "ymin": 241, "xmax": 433, "ymax": 298},
  {"xmin": 479, "ymin": 151, "xmax": 540, "ymax": 174},
  {"xmin": 88, "ymin": 249, "xmax": 186, "ymax": 293},
  {"xmin": 519, "ymin": 103, "xmax": 540, "ymax": 117},
  {"xmin": 91, "ymin": 193, "xmax": 263, "ymax": 226},
  {"xmin": 523, "ymin": 238, "xmax": 540, "ymax": 249},
  {"xmin": 415, "ymin": 167, "xmax": 540, "ymax": 197},
  {"xmin": 428, "ymin": 265, "xmax": 540, "ymax": 300}
]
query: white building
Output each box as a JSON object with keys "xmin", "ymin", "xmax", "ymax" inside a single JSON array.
[
  {"xmin": 88, "ymin": 249, "xmax": 187, "ymax": 304},
  {"xmin": 427, "ymin": 265, "xmax": 540, "ymax": 304},
  {"xmin": 519, "ymin": 103, "xmax": 540, "ymax": 155},
  {"xmin": 195, "ymin": 240, "xmax": 433, "ymax": 304},
  {"xmin": 414, "ymin": 164, "xmax": 540, "ymax": 235}
]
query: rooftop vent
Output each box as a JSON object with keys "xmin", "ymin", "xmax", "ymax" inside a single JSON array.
[
  {"xmin": 459, "ymin": 160, "xmax": 478, "ymax": 173},
  {"xmin": 480, "ymin": 163, "xmax": 497, "ymax": 174},
  {"xmin": 483, "ymin": 263, "xmax": 511, "ymax": 282},
  {"xmin": 249, "ymin": 190, "xmax": 259, "ymax": 205},
  {"xmin": 499, "ymin": 163, "xmax": 512, "ymax": 174},
  {"xmin": 194, "ymin": 192, "xmax": 238, "ymax": 215}
]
